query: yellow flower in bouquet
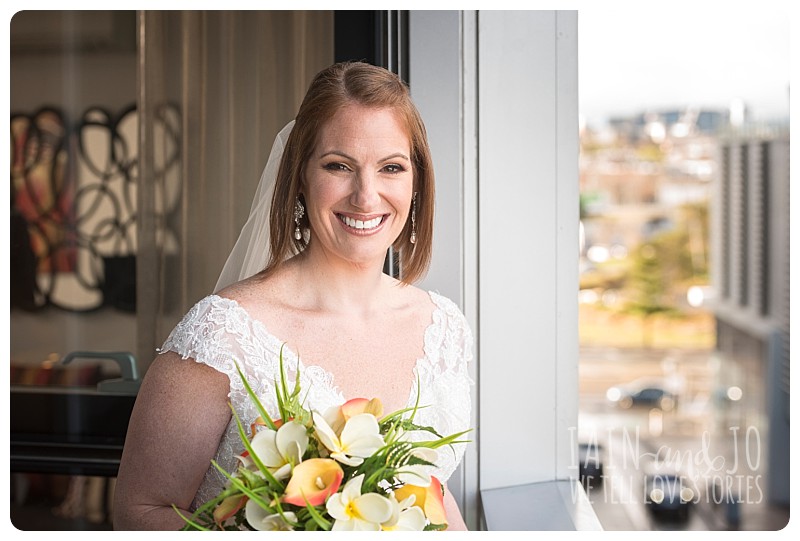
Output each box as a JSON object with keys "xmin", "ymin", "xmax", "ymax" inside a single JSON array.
[{"xmin": 175, "ymin": 347, "xmax": 469, "ymax": 531}]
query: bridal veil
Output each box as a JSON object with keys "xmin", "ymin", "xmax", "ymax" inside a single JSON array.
[{"xmin": 214, "ymin": 120, "xmax": 295, "ymax": 293}]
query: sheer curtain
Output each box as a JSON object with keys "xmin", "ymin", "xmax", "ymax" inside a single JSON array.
[{"xmin": 136, "ymin": 11, "xmax": 333, "ymax": 371}]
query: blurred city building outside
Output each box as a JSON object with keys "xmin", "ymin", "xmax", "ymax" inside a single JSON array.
[
  {"xmin": 713, "ymin": 124, "xmax": 790, "ymax": 508},
  {"xmin": 578, "ymin": 98, "xmax": 789, "ymax": 530},
  {"xmin": 579, "ymin": 106, "xmax": 722, "ymax": 350}
]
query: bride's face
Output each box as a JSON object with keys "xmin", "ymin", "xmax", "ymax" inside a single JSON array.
[{"xmin": 302, "ymin": 104, "xmax": 413, "ymax": 269}]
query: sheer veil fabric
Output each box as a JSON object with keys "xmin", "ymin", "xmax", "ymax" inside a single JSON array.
[{"xmin": 213, "ymin": 120, "xmax": 295, "ymax": 293}]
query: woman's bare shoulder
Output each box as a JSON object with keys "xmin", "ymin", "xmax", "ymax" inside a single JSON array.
[
  {"xmin": 146, "ymin": 350, "xmax": 231, "ymax": 396},
  {"xmin": 214, "ymin": 269, "xmax": 286, "ymax": 311}
]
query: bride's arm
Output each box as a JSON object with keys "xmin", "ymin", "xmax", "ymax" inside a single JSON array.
[
  {"xmin": 113, "ymin": 353, "xmax": 232, "ymax": 530},
  {"xmin": 444, "ymin": 486, "xmax": 468, "ymax": 531}
]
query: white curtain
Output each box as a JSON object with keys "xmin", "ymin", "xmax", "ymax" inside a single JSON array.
[{"xmin": 136, "ymin": 10, "xmax": 333, "ymax": 371}]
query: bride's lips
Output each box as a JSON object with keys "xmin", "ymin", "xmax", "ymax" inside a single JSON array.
[{"xmin": 335, "ymin": 212, "xmax": 388, "ymax": 235}]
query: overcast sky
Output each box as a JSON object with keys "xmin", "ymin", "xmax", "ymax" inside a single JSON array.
[{"xmin": 577, "ymin": 1, "xmax": 791, "ymax": 126}]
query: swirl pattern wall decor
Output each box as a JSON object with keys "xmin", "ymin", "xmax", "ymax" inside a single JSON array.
[{"xmin": 10, "ymin": 104, "xmax": 180, "ymax": 312}]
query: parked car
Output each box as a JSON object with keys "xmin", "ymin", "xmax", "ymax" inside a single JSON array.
[
  {"xmin": 578, "ymin": 442, "xmax": 604, "ymax": 488},
  {"xmin": 606, "ymin": 378, "xmax": 677, "ymax": 411},
  {"xmin": 644, "ymin": 471, "xmax": 695, "ymax": 520}
]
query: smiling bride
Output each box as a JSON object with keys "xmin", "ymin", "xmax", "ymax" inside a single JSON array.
[{"xmin": 112, "ymin": 61, "xmax": 473, "ymax": 531}]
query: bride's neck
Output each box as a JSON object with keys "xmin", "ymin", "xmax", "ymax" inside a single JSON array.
[{"xmin": 289, "ymin": 249, "xmax": 390, "ymax": 314}]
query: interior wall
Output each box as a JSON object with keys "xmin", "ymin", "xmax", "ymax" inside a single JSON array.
[{"xmin": 477, "ymin": 9, "xmax": 579, "ymax": 490}]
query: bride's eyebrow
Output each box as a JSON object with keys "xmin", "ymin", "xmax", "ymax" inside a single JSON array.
[
  {"xmin": 380, "ymin": 152, "xmax": 411, "ymax": 162},
  {"xmin": 318, "ymin": 150, "xmax": 410, "ymax": 162},
  {"xmin": 319, "ymin": 150, "xmax": 355, "ymax": 162}
]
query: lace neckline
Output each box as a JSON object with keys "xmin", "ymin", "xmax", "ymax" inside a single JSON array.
[{"xmin": 207, "ymin": 290, "xmax": 445, "ymax": 410}]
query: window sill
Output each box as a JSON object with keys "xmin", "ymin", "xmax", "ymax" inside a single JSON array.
[{"xmin": 481, "ymin": 479, "xmax": 603, "ymax": 531}]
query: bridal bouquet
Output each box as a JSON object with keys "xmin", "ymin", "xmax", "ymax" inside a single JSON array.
[{"xmin": 176, "ymin": 348, "xmax": 469, "ymax": 531}]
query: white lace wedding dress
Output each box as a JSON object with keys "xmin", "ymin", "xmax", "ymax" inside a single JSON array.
[{"xmin": 159, "ymin": 290, "xmax": 473, "ymax": 510}]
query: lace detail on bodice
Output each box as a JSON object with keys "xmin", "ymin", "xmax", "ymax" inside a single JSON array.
[{"xmin": 159, "ymin": 291, "xmax": 473, "ymax": 510}]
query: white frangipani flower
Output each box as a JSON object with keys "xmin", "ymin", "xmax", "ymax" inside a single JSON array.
[
  {"xmin": 249, "ymin": 420, "xmax": 308, "ymax": 479},
  {"xmin": 381, "ymin": 492, "xmax": 426, "ymax": 531},
  {"xmin": 244, "ymin": 498, "xmax": 297, "ymax": 531},
  {"xmin": 326, "ymin": 474, "xmax": 393, "ymax": 531},
  {"xmin": 313, "ymin": 412, "xmax": 385, "ymax": 466}
]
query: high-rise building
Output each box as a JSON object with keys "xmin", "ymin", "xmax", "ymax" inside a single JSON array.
[{"xmin": 711, "ymin": 127, "xmax": 790, "ymax": 505}]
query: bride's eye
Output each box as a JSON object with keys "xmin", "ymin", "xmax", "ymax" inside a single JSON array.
[
  {"xmin": 382, "ymin": 164, "xmax": 406, "ymax": 174},
  {"xmin": 324, "ymin": 162, "xmax": 350, "ymax": 172}
]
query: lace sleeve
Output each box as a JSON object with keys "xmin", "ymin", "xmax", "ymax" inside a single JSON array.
[
  {"xmin": 158, "ymin": 295, "xmax": 283, "ymax": 404},
  {"xmin": 412, "ymin": 292, "xmax": 474, "ymax": 483},
  {"xmin": 159, "ymin": 296, "xmax": 241, "ymax": 383}
]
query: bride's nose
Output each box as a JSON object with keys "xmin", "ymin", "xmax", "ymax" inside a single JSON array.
[{"xmin": 350, "ymin": 170, "xmax": 381, "ymax": 209}]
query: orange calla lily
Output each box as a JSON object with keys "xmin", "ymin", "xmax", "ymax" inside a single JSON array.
[
  {"xmin": 325, "ymin": 398, "xmax": 384, "ymax": 435},
  {"xmin": 282, "ymin": 458, "xmax": 344, "ymax": 507},
  {"xmin": 341, "ymin": 397, "xmax": 384, "ymax": 420},
  {"xmin": 213, "ymin": 494, "xmax": 247, "ymax": 527},
  {"xmin": 250, "ymin": 416, "xmax": 267, "ymax": 437},
  {"xmin": 394, "ymin": 476, "xmax": 447, "ymax": 527},
  {"xmin": 251, "ymin": 416, "xmax": 291, "ymax": 437}
]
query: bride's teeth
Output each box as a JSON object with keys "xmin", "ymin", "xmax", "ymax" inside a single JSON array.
[{"xmin": 341, "ymin": 215, "xmax": 382, "ymax": 230}]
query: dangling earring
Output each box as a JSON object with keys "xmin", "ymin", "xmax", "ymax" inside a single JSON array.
[
  {"xmin": 294, "ymin": 197, "xmax": 305, "ymax": 240},
  {"xmin": 410, "ymin": 192, "xmax": 417, "ymax": 245}
]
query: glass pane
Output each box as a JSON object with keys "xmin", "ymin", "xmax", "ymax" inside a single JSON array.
[
  {"xmin": 10, "ymin": 11, "xmax": 138, "ymax": 378},
  {"xmin": 10, "ymin": 11, "xmax": 139, "ymax": 531},
  {"xmin": 577, "ymin": 6, "xmax": 789, "ymax": 531}
]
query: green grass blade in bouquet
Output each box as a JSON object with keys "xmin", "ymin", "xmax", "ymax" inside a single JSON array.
[
  {"xmin": 176, "ymin": 466, "xmax": 250, "ymax": 531},
  {"xmin": 274, "ymin": 345, "xmax": 312, "ymax": 427},
  {"xmin": 229, "ymin": 403, "xmax": 284, "ymax": 491},
  {"xmin": 411, "ymin": 429, "xmax": 472, "ymax": 450},
  {"xmin": 174, "ymin": 504, "xmax": 212, "ymax": 531},
  {"xmin": 234, "ymin": 361, "xmax": 278, "ymax": 431},
  {"xmin": 300, "ymin": 493, "xmax": 332, "ymax": 531}
]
